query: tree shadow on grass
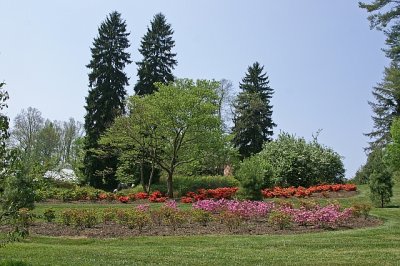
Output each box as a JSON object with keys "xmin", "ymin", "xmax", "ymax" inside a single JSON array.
[{"xmin": 385, "ymin": 205, "xmax": 400, "ymax": 208}]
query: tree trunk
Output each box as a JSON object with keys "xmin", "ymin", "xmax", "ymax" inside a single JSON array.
[
  {"xmin": 146, "ymin": 163, "xmax": 155, "ymax": 194},
  {"xmin": 167, "ymin": 171, "xmax": 174, "ymax": 198},
  {"xmin": 140, "ymin": 161, "xmax": 146, "ymax": 192}
]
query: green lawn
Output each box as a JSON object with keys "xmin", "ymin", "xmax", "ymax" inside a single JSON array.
[{"xmin": 1, "ymin": 183, "xmax": 399, "ymax": 266}]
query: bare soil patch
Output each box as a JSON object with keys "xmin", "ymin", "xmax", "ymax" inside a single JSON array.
[{"xmin": 25, "ymin": 216, "xmax": 382, "ymax": 239}]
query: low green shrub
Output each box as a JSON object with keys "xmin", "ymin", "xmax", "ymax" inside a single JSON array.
[
  {"xmin": 268, "ymin": 210, "xmax": 292, "ymax": 230},
  {"xmin": 125, "ymin": 210, "xmax": 152, "ymax": 232},
  {"xmin": 235, "ymin": 156, "xmax": 273, "ymax": 200},
  {"xmin": 43, "ymin": 209, "xmax": 56, "ymax": 222},
  {"xmin": 218, "ymin": 211, "xmax": 242, "ymax": 232},
  {"xmin": 60, "ymin": 209, "xmax": 98, "ymax": 228},
  {"xmin": 190, "ymin": 209, "xmax": 213, "ymax": 226},
  {"xmin": 351, "ymin": 203, "xmax": 372, "ymax": 219}
]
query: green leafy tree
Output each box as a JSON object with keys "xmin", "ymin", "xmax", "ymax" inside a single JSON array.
[
  {"xmin": 369, "ymin": 166, "xmax": 393, "ymax": 208},
  {"xmin": 134, "ymin": 13, "xmax": 177, "ymax": 96},
  {"xmin": 353, "ymin": 147, "xmax": 385, "ymax": 184},
  {"xmin": 103, "ymin": 79, "xmax": 223, "ymax": 197},
  {"xmin": 366, "ymin": 63, "xmax": 400, "ymax": 150},
  {"xmin": 232, "ymin": 62, "xmax": 276, "ymax": 158},
  {"xmin": 0, "ymin": 83, "xmax": 34, "ymax": 243},
  {"xmin": 83, "ymin": 11, "xmax": 132, "ymax": 190},
  {"xmin": 260, "ymin": 132, "xmax": 345, "ymax": 187}
]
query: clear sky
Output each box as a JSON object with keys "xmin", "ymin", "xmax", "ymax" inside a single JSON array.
[{"xmin": 0, "ymin": 0, "xmax": 389, "ymax": 178}]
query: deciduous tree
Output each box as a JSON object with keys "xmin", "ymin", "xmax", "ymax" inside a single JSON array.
[{"xmin": 103, "ymin": 79, "xmax": 223, "ymax": 197}]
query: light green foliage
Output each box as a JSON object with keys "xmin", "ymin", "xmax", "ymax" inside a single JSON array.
[
  {"xmin": 235, "ymin": 155, "xmax": 272, "ymax": 200},
  {"xmin": 385, "ymin": 117, "xmax": 400, "ymax": 172},
  {"xmin": 259, "ymin": 132, "xmax": 345, "ymax": 187},
  {"xmin": 369, "ymin": 168, "xmax": 393, "ymax": 207},
  {"xmin": 1, "ymin": 165, "xmax": 35, "ymax": 216},
  {"xmin": 102, "ymin": 79, "xmax": 225, "ymax": 197},
  {"xmin": 353, "ymin": 148, "xmax": 385, "ymax": 184}
]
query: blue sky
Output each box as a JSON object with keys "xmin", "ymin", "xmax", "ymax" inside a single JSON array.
[{"xmin": 0, "ymin": 0, "xmax": 389, "ymax": 178}]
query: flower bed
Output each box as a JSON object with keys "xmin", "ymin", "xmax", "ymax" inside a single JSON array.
[
  {"xmin": 261, "ymin": 184, "xmax": 357, "ymax": 198},
  {"xmin": 23, "ymin": 199, "xmax": 380, "ymax": 238}
]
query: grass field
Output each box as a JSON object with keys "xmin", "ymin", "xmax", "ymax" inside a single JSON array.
[{"xmin": 0, "ymin": 183, "xmax": 399, "ymax": 266}]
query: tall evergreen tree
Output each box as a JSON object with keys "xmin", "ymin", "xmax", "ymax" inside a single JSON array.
[
  {"xmin": 366, "ymin": 63, "xmax": 400, "ymax": 150},
  {"xmin": 83, "ymin": 11, "xmax": 132, "ymax": 189},
  {"xmin": 134, "ymin": 13, "xmax": 177, "ymax": 96},
  {"xmin": 232, "ymin": 62, "xmax": 276, "ymax": 158},
  {"xmin": 359, "ymin": 0, "xmax": 400, "ymax": 63}
]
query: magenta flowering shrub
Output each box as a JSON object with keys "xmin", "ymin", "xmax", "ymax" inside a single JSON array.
[
  {"xmin": 193, "ymin": 199, "xmax": 354, "ymax": 227},
  {"xmin": 192, "ymin": 199, "xmax": 275, "ymax": 219},
  {"xmin": 136, "ymin": 204, "xmax": 150, "ymax": 212},
  {"xmin": 280, "ymin": 204, "xmax": 354, "ymax": 228}
]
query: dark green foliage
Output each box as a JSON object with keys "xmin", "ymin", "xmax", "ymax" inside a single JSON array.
[
  {"xmin": 134, "ymin": 13, "xmax": 177, "ymax": 96},
  {"xmin": 369, "ymin": 168, "xmax": 393, "ymax": 208},
  {"xmin": 83, "ymin": 11, "xmax": 132, "ymax": 190},
  {"xmin": 359, "ymin": 0, "xmax": 400, "ymax": 63},
  {"xmin": 260, "ymin": 132, "xmax": 345, "ymax": 187},
  {"xmin": 235, "ymin": 155, "xmax": 273, "ymax": 200},
  {"xmin": 232, "ymin": 62, "xmax": 275, "ymax": 158},
  {"xmin": 115, "ymin": 152, "xmax": 160, "ymax": 186},
  {"xmin": 366, "ymin": 63, "xmax": 400, "ymax": 150}
]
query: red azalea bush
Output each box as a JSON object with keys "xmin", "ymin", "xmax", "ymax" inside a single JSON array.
[
  {"xmin": 148, "ymin": 191, "xmax": 168, "ymax": 202},
  {"xmin": 135, "ymin": 192, "xmax": 149, "ymax": 200},
  {"xmin": 118, "ymin": 196, "xmax": 130, "ymax": 203},
  {"xmin": 181, "ymin": 187, "xmax": 238, "ymax": 203},
  {"xmin": 261, "ymin": 184, "xmax": 357, "ymax": 199},
  {"xmin": 98, "ymin": 193, "xmax": 108, "ymax": 201}
]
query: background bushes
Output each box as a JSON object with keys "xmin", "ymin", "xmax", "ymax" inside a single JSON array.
[{"xmin": 259, "ymin": 133, "xmax": 345, "ymax": 187}]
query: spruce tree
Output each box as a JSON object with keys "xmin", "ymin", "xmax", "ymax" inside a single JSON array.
[
  {"xmin": 366, "ymin": 63, "xmax": 400, "ymax": 150},
  {"xmin": 232, "ymin": 62, "xmax": 276, "ymax": 158},
  {"xmin": 83, "ymin": 11, "xmax": 131, "ymax": 189},
  {"xmin": 134, "ymin": 13, "xmax": 177, "ymax": 95}
]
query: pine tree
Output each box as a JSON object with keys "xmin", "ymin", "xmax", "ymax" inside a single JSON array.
[
  {"xmin": 366, "ymin": 63, "xmax": 400, "ymax": 150},
  {"xmin": 134, "ymin": 13, "xmax": 177, "ymax": 96},
  {"xmin": 83, "ymin": 11, "xmax": 131, "ymax": 189},
  {"xmin": 232, "ymin": 62, "xmax": 276, "ymax": 158}
]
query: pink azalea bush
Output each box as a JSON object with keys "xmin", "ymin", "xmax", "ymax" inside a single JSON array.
[
  {"xmin": 279, "ymin": 204, "xmax": 354, "ymax": 228},
  {"xmin": 193, "ymin": 199, "xmax": 354, "ymax": 227},
  {"xmin": 193, "ymin": 199, "xmax": 275, "ymax": 219}
]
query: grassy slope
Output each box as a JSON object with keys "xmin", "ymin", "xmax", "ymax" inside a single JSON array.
[{"xmin": 1, "ymin": 184, "xmax": 399, "ymax": 266}]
